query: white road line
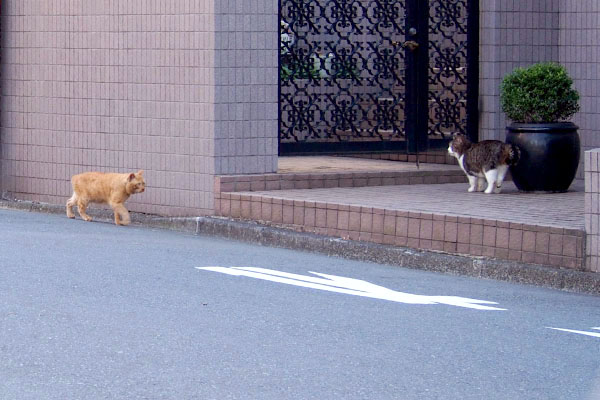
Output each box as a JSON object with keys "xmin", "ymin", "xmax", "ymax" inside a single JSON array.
[
  {"xmin": 547, "ymin": 327, "xmax": 600, "ymax": 338},
  {"xmin": 197, "ymin": 266, "xmax": 506, "ymax": 311}
]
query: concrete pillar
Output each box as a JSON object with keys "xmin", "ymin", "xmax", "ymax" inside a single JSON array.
[{"xmin": 213, "ymin": 0, "xmax": 279, "ymax": 176}]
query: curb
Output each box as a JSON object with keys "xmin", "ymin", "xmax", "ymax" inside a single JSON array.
[
  {"xmin": 2, "ymin": 199, "xmax": 599, "ymax": 296},
  {"xmin": 193, "ymin": 216, "xmax": 600, "ymax": 296}
]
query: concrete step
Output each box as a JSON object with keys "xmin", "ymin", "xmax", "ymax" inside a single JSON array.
[{"xmin": 215, "ymin": 157, "xmax": 466, "ymax": 193}]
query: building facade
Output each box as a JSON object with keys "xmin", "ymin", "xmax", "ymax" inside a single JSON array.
[
  {"xmin": 0, "ymin": 0, "xmax": 279, "ymax": 216},
  {"xmin": 0, "ymin": 0, "xmax": 599, "ymax": 216}
]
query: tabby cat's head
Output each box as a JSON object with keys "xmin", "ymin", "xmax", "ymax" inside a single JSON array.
[{"xmin": 448, "ymin": 134, "xmax": 472, "ymax": 157}]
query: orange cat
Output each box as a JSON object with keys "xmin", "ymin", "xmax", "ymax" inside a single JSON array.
[{"xmin": 66, "ymin": 170, "xmax": 146, "ymax": 225}]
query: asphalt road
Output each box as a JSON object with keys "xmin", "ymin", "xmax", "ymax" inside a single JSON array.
[{"xmin": 1, "ymin": 208, "xmax": 599, "ymax": 399}]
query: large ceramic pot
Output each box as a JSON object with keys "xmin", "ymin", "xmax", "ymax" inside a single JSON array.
[{"xmin": 505, "ymin": 122, "xmax": 580, "ymax": 192}]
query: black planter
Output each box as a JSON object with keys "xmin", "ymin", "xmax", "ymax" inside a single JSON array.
[{"xmin": 505, "ymin": 122, "xmax": 580, "ymax": 192}]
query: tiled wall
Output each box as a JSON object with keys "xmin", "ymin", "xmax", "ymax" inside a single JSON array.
[
  {"xmin": 1, "ymin": 0, "xmax": 597, "ymax": 217},
  {"xmin": 213, "ymin": 0, "xmax": 278, "ymax": 175},
  {"xmin": 559, "ymin": 2, "xmax": 600, "ymax": 176},
  {"xmin": 479, "ymin": 0, "xmax": 600, "ymax": 179},
  {"xmin": 0, "ymin": 0, "xmax": 278, "ymax": 216},
  {"xmin": 479, "ymin": 0, "xmax": 560, "ymax": 142},
  {"xmin": 585, "ymin": 149, "xmax": 600, "ymax": 272}
]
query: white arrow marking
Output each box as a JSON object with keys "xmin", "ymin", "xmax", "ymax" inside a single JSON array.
[
  {"xmin": 197, "ymin": 266, "xmax": 506, "ymax": 311},
  {"xmin": 547, "ymin": 327, "xmax": 600, "ymax": 338}
]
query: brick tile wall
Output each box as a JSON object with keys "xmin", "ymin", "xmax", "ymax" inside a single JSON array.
[
  {"xmin": 585, "ymin": 149, "xmax": 600, "ymax": 272},
  {"xmin": 479, "ymin": 1, "xmax": 600, "ymax": 180},
  {"xmin": 213, "ymin": 0, "xmax": 278, "ymax": 175},
  {"xmin": 479, "ymin": 0, "xmax": 560, "ymax": 142},
  {"xmin": 0, "ymin": 0, "xmax": 278, "ymax": 216},
  {"xmin": 559, "ymin": 2, "xmax": 600, "ymax": 178},
  {"xmin": 217, "ymin": 193, "xmax": 586, "ymax": 269},
  {"xmin": 0, "ymin": 1, "xmax": 214, "ymax": 216}
]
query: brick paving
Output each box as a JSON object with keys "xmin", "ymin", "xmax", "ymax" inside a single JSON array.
[
  {"xmin": 215, "ymin": 157, "xmax": 586, "ymax": 270},
  {"xmin": 246, "ymin": 182, "xmax": 584, "ymax": 230}
]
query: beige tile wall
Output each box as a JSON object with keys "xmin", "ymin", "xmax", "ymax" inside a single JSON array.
[
  {"xmin": 1, "ymin": 0, "xmax": 597, "ymax": 216},
  {"xmin": 0, "ymin": 0, "xmax": 278, "ymax": 216},
  {"xmin": 559, "ymin": 1, "xmax": 600, "ymax": 172},
  {"xmin": 479, "ymin": 0, "xmax": 560, "ymax": 142},
  {"xmin": 213, "ymin": 0, "xmax": 278, "ymax": 176},
  {"xmin": 479, "ymin": 0, "xmax": 600, "ymax": 180},
  {"xmin": 585, "ymin": 149, "xmax": 600, "ymax": 272}
]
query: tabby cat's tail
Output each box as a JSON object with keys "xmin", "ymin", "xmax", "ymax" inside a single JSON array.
[{"xmin": 507, "ymin": 144, "xmax": 521, "ymax": 166}]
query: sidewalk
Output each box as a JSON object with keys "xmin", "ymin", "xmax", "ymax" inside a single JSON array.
[{"xmin": 215, "ymin": 156, "xmax": 586, "ymax": 271}]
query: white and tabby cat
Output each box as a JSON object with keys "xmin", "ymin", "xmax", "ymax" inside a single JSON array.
[{"xmin": 448, "ymin": 134, "xmax": 520, "ymax": 194}]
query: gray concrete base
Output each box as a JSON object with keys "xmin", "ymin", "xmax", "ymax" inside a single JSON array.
[{"xmin": 2, "ymin": 198, "xmax": 599, "ymax": 296}]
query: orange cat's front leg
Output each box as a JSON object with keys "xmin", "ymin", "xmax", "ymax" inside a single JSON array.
[{"xmin": 111, "ymin": 203, "xmax": 131, "ymax": 226}]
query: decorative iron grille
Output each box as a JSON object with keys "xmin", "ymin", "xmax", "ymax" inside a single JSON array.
[
  {"xmin": 428, "ymin": 0, "xmax": 469, "ymax": 138},
  {"xmin": 279, "ymin": 0, "xmax": 478, "ymax": 154}
]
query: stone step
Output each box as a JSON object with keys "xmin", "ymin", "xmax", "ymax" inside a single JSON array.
[{"xmin": 215, "ymin": 163, "xmax": 465, "ymax": 194}]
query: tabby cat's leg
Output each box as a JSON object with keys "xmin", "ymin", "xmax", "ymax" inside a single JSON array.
[
  {"xmin": 111, "ymin": 203, "xmax": 130, "ymax": 226},
  {"xmin": 476, "ymin": 178, "xmax": 487, "ymax": 192},
  {"xmin": 77, "ymin": 199, "xmax": 93, "ymax": 221},
  {"xmin": 484, "ymin": 169, "xmax": 499, "ymax": 194},
  {"xmin": 467, "ymin": 175, "xmax": 478, "ymax": 192},
  {"xmin": 494, "ymin": 165, "xmax": 509, "ymax": 193},
  {"xmin": 66, "ymin": 193, "xmax": 77, "ymax": 218}
]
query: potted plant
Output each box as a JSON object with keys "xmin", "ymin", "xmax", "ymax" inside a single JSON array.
[{"xmin": 500, "ymin": 62, "xmax": 580, "ymax": 192}]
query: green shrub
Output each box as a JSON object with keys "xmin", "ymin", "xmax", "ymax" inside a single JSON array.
[{"xmin": 500, "ymin": 62, "xmax": 580, "ymax": 123}]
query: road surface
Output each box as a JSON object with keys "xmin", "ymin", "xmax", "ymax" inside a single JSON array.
[{"xmin": 1, "ymin": 208, "xmax": 599, "ymax": 399}]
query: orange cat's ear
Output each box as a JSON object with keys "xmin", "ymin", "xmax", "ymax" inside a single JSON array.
[
  {"xmin": 128, "ymin": 173, "xmax": 136, "ymax": 182},
  {"xmin": 137, "ymin": 170, "xmax": 144, "ymax": 176}
]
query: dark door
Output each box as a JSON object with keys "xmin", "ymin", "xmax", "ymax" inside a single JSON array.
[{"xmin": 279, "ymin": 0, "xmax": 479, "ymax": 155}]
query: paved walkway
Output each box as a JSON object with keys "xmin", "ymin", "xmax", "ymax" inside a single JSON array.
[
  {"xmin": 217, "ymin": 156, "xmax": 586, "ymax": 270},
  {"xmin": 248, "ymin": 181, "xmax": 585, "ymax": 230},
  {"xmin": 274, "ymin": 156, "xmax": 584, "ymax": 229}
]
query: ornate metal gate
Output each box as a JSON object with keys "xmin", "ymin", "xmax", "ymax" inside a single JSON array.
[{"xmin": 279, "ymin": 0, "xmax": 479, "ymax": 155}]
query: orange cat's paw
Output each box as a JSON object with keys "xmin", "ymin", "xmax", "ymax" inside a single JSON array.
[{"xmin": 82, "ymin": 216, "xmax": 93, "ymax": 222}]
